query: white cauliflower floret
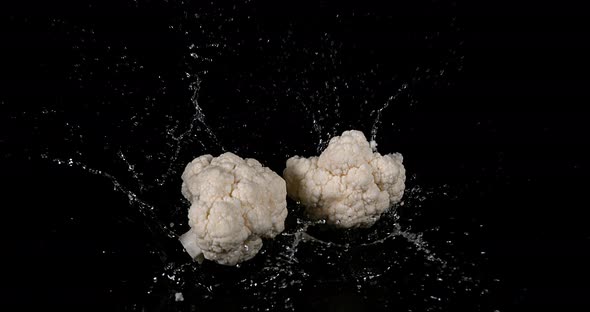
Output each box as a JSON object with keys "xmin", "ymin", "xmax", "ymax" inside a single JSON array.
[
  {"xmin": 179, "ymin": 152, "xmax": 288, "ymax": 265},
  {"xmin": 283, "ymin": 130, "xmax": 406, "ymax": 228}
]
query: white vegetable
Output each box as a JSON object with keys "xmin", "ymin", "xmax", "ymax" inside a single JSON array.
[
  {"xmin": 179, "ymin": 152, "xmax": 288, "ymax": 265},
  {"xmin": 283, "ymin": 130, "xmax": 406, "ymax": 228}
]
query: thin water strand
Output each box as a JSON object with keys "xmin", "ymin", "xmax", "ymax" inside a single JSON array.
[
  {"xmin": 42, "ymin": 155, "xmax": 177, "ymax": 240},
  {"xmin": 370, "ymin": 83, "xmax": 408, "ymax": 141}
]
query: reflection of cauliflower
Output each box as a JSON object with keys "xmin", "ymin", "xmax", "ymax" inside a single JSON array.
[
  {"xmin": 283, "ymin": 130, "xmax": 406, "ymax": 228},
  {"xmin": 179, "ymin": 152, "xmax": 288, "ymax": 266}
]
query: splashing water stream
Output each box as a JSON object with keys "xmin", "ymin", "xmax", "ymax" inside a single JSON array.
[{"xmin": 27, "ymin": 1, "xmax": 494, "ymax": 310}]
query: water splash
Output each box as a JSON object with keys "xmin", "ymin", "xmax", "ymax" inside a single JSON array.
[
  {"xmin": 42, "ymin": 154, "xmax": 176, "ymax": 241},
  {"xmin": 159, "ymin": 77, "xmax": 225, "ymax": 186},
  {"xmin": 370, "ymin": 82, "xmax": 409, "ymax": 142},
  {"xmin": 303, "ymin": 221, "xmax": 446, "ymax": 267},
  {"xmin": 137, "ymin": 179, "xmax": 488, "ymax": 311},
  {"xmin": 116, "ymin": 150, "xmax": 145, "ymax": 192},
  {"xmin": 29, "ymin": 2, "xmax": 491, "ymax": 310},
  {"xmin": 40, "ymin": 147, "xmax": 488, "ymax": 311}
]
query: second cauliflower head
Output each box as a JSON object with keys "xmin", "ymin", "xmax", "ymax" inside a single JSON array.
[
  {"xmin": 179, "ymin": 152, "xmax": 288, "ymax": 266},
  {"xmin": 283, "ymin": 130, "xmax": 406, "ymax": 228}
]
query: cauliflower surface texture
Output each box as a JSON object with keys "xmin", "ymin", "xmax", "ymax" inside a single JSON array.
[
  {"xmin": 180, "ymin": 152, "xmax": 288, "ymax": 265},
  {"xmin": 283, "ymin": 130, "xmax": 405, "ymax": 228}
]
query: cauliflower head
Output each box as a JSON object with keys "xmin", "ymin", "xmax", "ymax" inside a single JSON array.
[
  {"xmin": 179, "ymin": 152, "xmax": 288, "ymax": 265},
  {"xmin": 283, "ymin": 130, "xmax": 405, "ymax": 228}
]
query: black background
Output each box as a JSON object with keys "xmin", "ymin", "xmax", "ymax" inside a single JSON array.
[{"xmin": 2, "ymin": 0, "xmax": 589, "ymax": 311}]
